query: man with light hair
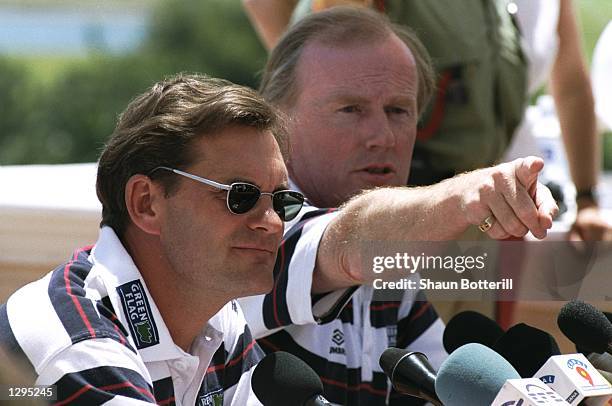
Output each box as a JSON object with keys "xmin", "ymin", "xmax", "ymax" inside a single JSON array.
[{"xmin": 239, "ymin": 7, "xmax": 558, "ymax": 405}]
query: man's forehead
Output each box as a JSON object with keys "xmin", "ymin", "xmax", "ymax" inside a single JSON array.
[
  {"xmin": 192, "ymin": 129, "xmax": 289, "ymax": 187},
  {"xmin": 294, "ymin": 35, "xmax": 418, "ymax": 101},
  {"xmin": 298, "ymin": 33, "xmax": 414, "ymax": 69}
]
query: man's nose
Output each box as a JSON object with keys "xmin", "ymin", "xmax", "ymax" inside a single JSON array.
[
  {"xmin": 247, "ymin": 195, "xmax": 284, "ymax": 234},
  {"xmin": 363, "ymin": 111, "xmax": 396, "ymax": 149}
]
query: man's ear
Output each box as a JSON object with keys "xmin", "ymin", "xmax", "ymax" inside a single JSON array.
[{"xmin": 125, "ymin": 174, "xmax": 164, "ymax": 236}]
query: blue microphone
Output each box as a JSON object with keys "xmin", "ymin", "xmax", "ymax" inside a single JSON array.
[{"xmin": 435, "ymin": 343, "xmax": 521, "ymax": 406}]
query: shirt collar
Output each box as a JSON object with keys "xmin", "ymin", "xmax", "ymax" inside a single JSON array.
[{"xmin": 90, "ymin": 226, "xmax": 187, "ymax": 362}]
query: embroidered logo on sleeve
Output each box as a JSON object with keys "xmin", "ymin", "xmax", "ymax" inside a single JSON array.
[
  {"xmin": 198, "ymin": 388, "xmax": 223, "ymax": 406},
  {"xmin": 117, "ymin": 279, "xmax": 159, "ymax": 349}
]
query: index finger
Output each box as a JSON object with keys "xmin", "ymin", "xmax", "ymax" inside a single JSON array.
[{"xmin": 535, "ymin": 182, "xmax": 558, "ymax": 231}]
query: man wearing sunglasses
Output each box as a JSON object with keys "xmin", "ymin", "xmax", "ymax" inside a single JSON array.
[
  {"xmin": 238, "ymin": 7, "xmax": 559, "ymax": 406},
  {"xmin": 0, "ymin": 74, "xmax": 303, "ymax": 404}
]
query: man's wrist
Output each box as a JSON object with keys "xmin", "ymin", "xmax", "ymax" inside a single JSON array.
[{"xmin": 575, "ymin": 187, "xmax": 598, "ymax": 209}]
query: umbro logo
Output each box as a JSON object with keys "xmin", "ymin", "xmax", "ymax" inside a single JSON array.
[
  {"xmin": 330, "ymin": 329, "xmax": 345, "ymax": 355},
  {"xmin": 332, "ymin": 329, "xmax": 344, "ymax": 345}
]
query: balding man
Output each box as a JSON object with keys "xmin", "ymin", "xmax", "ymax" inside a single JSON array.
[{"xmin": 239, "ymin": 7, "xmax": 558, "ymax": 405}]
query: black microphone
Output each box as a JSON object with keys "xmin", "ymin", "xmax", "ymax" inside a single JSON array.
[
  {"xmin": 442, "ymin": 310, "xmax": 504, "ymax": 353},
  {"xmin": 576, "ymin": 311, "xmax": 612, "ymax": 354},
  {"xmin": 492, "ymin": 323, "xmax": 561, "ymax": 378},
  {"xmin": 251, "ymin": 351, "xmax": 331, "ymax": 406},
  {"xmin": 558, "ymin": 300, "xmax": 612, "ymax": 355},
  {"xmin": 379, "ymin": 347, "xmax": 442, "ymax": 406}
]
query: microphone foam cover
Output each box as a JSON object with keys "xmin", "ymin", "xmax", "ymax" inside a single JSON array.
[
  {"xmin": 558, "ymin": 300, "xmax": 612, "ymax": 354},
  {"xmin": 435, "ymin": 343, "xmax": 520, "ymax": 406},
  {"xmin": 252, "ymin": 351, "xmax": 323, "ymax": 406},
  {"xmin": 493, "ymin": 323, "xmax": 561, "ymax": 378},
  {"xmin": 443, "ymin": 310, "xmax": 504, "ymax": 353}
]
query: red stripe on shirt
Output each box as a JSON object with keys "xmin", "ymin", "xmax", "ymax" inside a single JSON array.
[
  {"xmin": 64, "ymin": 246, "xmax": 96, "ymax": 338},
  {"xmin": 206, "ymin": 339, "xmax": 257, "ymax": 374},
  {"xmin": 157, "ymin": 396, "xmax": 176, "ymax": 405},
  {"xmin": 272, "ymin": 243, "xmax": 286, "ymax": 327},
  {"xmin": 370, "ymin": 302, "xmax": 400, "ymax": 311},
  {"xmin": 409, "ymin": 302, "xmax": 431, "ymax": 322},
  {"xmin": 54, "ymin": 381, "xmax": 155, "ymax": 405}
]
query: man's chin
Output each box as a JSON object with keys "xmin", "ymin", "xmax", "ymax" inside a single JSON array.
[{"xmin": 243, "ymin": 276, "xmax": 275, "ymax": 297}]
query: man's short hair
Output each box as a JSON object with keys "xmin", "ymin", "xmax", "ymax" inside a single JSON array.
[
  {"xmin": 97, "ymin": 73, "xmax": 287, "ymax": 237},
  {"xmin": 260, "ymin": 6, "xmax": 435, "ymax": 116}
]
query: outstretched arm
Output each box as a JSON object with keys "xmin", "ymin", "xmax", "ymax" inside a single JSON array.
[{"xmin": 312, "ymin": 157, "xmax": 559, "ymax": 293}]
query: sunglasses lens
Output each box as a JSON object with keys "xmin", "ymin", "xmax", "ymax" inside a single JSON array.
[
  {"xmin": 228, "ymin": 183, "xmax": 261, "ymax": 214},
  {"xmin": 273, "ymin": 191, "xmax": 305, "ymax": 221}
]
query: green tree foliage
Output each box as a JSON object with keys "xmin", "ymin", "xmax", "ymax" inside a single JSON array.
[
  {"xmin": 145, "ymin": 0, "xmax": 267, "ymax": 86},
  {"xmin": 0, "ymin": 0, "xmax": 266, "ymax": 164},
  {"xmin": 0, "ymin": 57, "xmax": 35, "ymax": 164}
]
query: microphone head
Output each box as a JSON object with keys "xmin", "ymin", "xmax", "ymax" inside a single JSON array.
[
  {"xmin": 577, "ymin": 312, "xmax": 612, "ymax": 354},
  {"xmin": 443, "ymin": 310, "xmax": 504, "ymax": 353},
  {"xmin": 252, "ymin": 351, "xmax": 323, "ymax": 406},
  {"xmin": 435, "ymin": 343, "xmax": 520, "ymax": 406},
  {"xmin": 558, "ymin": 300, "xmax": 612, "ymax": 354},
  {"xmin": 379, "ymin": 348, "xmax": 438, "ymax": 403},
  {"xmin": 493, "ymin": 323, "xmax": 561, "ymax": 378}
]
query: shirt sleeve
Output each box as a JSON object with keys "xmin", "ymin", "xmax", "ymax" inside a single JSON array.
[
  {"xmin": 239, "ymin": 206, "xmax": 356, "ymax": 339},
  {"xmin": 37, "ymin": 337, "xmax": 156, "ymax": 404}
]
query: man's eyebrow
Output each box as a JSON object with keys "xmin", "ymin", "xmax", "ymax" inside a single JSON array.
[
  {"xmin": 275, "ymin": 182, "xmax": 290, "ymax": 191},
  {"xmin": 387, "ymin": 95, "xmax": 415, "ymax": 105},
  {"xmin": 321, "ymin": 92, "xmax": 368, "ymax": 105},
  {"xmin": 226, "ymin": 177, "xmax": 256, "ymax": 185},
  {"xmin": 321, "ymin": 91, "xmax": 416, "ymax": 106},
  {"xmin": 225, "ymin": 178, "xmax": 291, "ymax": 191}
]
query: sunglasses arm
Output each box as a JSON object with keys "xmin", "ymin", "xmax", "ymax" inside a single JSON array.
[{"xmin": 157, "ymin": 167, "xmax": 232, "ymax": 191}]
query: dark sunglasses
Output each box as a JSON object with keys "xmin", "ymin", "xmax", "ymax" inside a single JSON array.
[{"xmin": 150, "ymin": 166, "xmax": 305, "ymax": 222}]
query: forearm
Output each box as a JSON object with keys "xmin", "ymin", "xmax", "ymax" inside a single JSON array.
[
  {"xmin": 312, "ymin": 158, "xmax": 557, "ymax": 293},
  {"xmin": 551, "ymin": 69, "xmax": 599, "ymax": 195},
  {"xmin": 550, "ymin": 0, "xmax": 600, "ymax": 199},
  {"xmin": 340, "ymin": 181, "xmax": 470, "ymax": 242},
  {"xmin": 242, "ymin": 0, "xmax": 297, "ymax": 51},
  {"xmin": 312, "ymin": 180, "xmax": 471, "ymax": 293}
]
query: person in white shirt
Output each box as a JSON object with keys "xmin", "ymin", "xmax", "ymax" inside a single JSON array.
[{"xmin": 0, "ymin": 73, "xmax": 305, "ymax": 405}]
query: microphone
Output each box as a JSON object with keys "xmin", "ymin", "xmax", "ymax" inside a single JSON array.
[
  {"xmin": 379, "ymin": 347, "xmax": 442, "ymax": 406},
  {"xmin": 558, "ymin": 300, "xmax": 612, "ymax": 355},
  {"xmin": 534, "ymin": 353, "xmax": 612, "ymax": 404},
  {"xmin": 435, "ymin": 343, "xmax": 521, "ymax": 406},
  {"xmin": 251, "ymin": 351, "xmax": 332, "ymax": 406},
  {"xmin": 491, "ymin": 378, "xmax": 570, "ymax": 405},
  {"xmin": 577, "ymin": 312, "xmax": 612, "ymax": 354},
  {"xmin": 442, "ymin": 310, "xmax": 504, "ymax": 353},
  {"xmin": 588, "ymin": 352, "xmax": 612, "ymax": 375},
  {"xmin": 596, "ymin": 368, "xmax": 612, "ymax": 385},
  {"xmin": 492, "ymin": 323, "xmax": 561, "ymax": 378}
]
